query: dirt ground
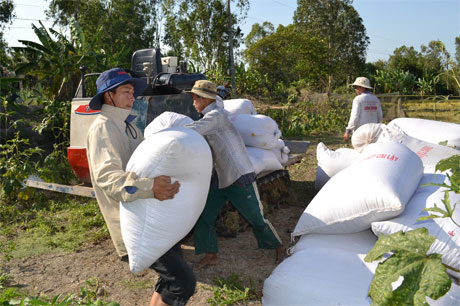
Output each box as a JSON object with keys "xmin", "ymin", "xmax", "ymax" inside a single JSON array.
[{"xmin": 5, "ymin": 205, "xmax": 305, "ymax": 306}]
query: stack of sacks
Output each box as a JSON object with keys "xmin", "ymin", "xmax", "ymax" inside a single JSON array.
[
  {"xmin": 264, "ymin": 141, "xmax": 460, "ymax": 304},
  {"xmin": 315, "ymin": 142, "xmax": 361, "ymax": 190},
  {"xmin": 372, "ymin": 172, "xmax": 460, "ymax": 279},
  {"xmin": 120, "ymin": 127, "xmax": 212, "ymax": 273},
  {"xmin": 293, "ymin": 141, "xmax": 423, "ymax": 236},
  {"xmin": 377, "ymin": 123, "xmax": 460, "ymax": 172},
  {"xmin": 389, "ymin": 118, "xmax": 460, "ymax": 150},
  {"xmin": 351, "ymin": 123, "xmax": 459, "ymax": 172},
  {"xmin": 144, "ymin": 111, "xmax": 193, "ymax": 138},
  {"xmin": 271, "ymin": 139, "xmax": 290, "ymax": 165},
  {"xmin": 229, "ymin": 114, "xmax": 281, "ymax": 149},
  {"xmin": 226, "ymin": 101, "xmax": 290, "ymax": 175},
  {"xmin": 263, "ymin": 229, "xmax": 460, "ymax": 305},
  {"xmin": 223, "ymin": 98, "xmax": 257, "ymax": 115},
  {"xmin": 246, "ymin": 139, "xmax": 289, "ymax": 175},
  {"xmin": 230, "ymin": 114, "xmax": 288, "ymax": 175}
]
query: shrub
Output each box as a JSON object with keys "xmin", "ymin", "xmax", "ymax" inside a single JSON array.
[
  {"xmin": 259, "ymin": 98, "xmax": 349, "ymax": 138},
  {"xmin": 0, "ymin": 132, "xmax": 43, "ymax": 204}
]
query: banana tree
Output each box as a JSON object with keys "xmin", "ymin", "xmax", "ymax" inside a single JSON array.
[
  {"xmin": 416, "ymin": 74, "xmax": 439, "ymax": 98},
  {"xmin": 375, "ymin": 69, "xmax": 416, "ymax": 94},
  {"xmin": 13, "ymin": 20, "xmax": 109, "ymax": 100}
]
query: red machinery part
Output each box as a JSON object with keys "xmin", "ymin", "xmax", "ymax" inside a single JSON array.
[{"xmin": 67, "ymin": 147, "xmax": 91, "ymax": 183}]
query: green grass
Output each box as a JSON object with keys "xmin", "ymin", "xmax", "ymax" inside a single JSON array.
[
  {"xmin": 205, "ymin": 273, "xmax": 258, "ymax": 306},
  {"xmin": 0, "ymin": 194, "xmax": 108, "ymax": 258},
  {"xmin": 382, "ymin": 98, "xmax": 460, "ymax": 123},
  {"xmin": 0, "ymin": 277, "xmax": 120, "ymax": 306}
]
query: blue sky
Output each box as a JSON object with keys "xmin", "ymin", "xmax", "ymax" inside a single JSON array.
[{"xmin": 5, "ymin": 0, "xmax": 460, "ymax": 63}]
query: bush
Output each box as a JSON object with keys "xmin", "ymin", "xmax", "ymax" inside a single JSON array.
[
  {"xmin": 0, "ymin": 133, "xmax": 43, "ymax": 204},
  {"xmin": 259, "ymin": 98, "xmax": 349, "ymax": 138}
]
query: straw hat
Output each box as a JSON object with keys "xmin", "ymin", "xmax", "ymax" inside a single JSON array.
[
  {"xmin": 186, "ymin": 80, "xmax": 218, "ymax": 99},
  {"xmin": 350, "ymin": 77, "xmax": 373, "ymax": 89}
]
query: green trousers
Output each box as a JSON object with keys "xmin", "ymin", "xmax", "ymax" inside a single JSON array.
[{"xmin": 194, "ymin": 182, "xmax": 282, "ymax": 255}]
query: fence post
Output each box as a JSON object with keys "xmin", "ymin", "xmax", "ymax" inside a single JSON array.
[{"xmin": 397, "ymin": 97, "xmax": 407, "ymax": 118}]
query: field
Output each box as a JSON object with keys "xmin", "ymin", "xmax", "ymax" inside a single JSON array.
[
  {"xmin": 1, "ymin": 97, "xmax": 459, "ymax": 305},
  {"xmin": 380, "ymin": 96, "xmax": 460, "ymax": 123}
]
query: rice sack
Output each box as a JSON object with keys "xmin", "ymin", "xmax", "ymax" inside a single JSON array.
[{"xmin": 120, "ymin": 127, "xmax": 212, "ymax": 273}]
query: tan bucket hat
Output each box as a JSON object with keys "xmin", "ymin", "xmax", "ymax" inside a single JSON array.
[
  {"xmin": 186, "ymin": 80, "xmax": 218, "ymax": 99},
  {"xmin": 350, "ymin": 77, "xmax": 373, "ymax": 89}
]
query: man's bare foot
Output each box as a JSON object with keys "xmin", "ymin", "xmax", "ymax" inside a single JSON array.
[
  {"xmin": 195, "ymin": 253, "xmax": 218, "ymax": 270},
  {"xmin": 275, "ymin": 245, "xmax": 285, "ymax": 264}
]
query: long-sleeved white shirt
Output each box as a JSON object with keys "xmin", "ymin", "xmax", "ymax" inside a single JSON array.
[
  {"xmin": 186, "ymin": 102, "xmax": 254, "ymax": 188},
  {"xmin": 86, "ymin": 104, "xmax": 155, "ymax": 256},
  {"xmin": 346, "ymin": 92, "xmax": 383, "ymax": 133}
]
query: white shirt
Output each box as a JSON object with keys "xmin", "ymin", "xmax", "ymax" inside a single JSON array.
[
  {"xmin": 86, "ymin": 104, "xmax": 155, "ymax": 256},
  {"xmin": 346, "ymin": 92, "xmax": 383, "ymax": 133}
]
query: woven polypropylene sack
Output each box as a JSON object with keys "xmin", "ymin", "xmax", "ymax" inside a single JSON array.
[
  {"xmin": 262, "ymin": 229, "xmax": 460, "ymax": 305},
  {"xmin": 315, "ymin": 142, "xmax": 361, "ymax": 190},
  {"xmin": 372, "ymin": 173, "xmax": 460, "ymax": 279},
  {"xmin": 377, "ymin": 124, "xmax": 459, "ymax": 172},
  {"xmin": 271, "ymin": 139, "xmax": 290, "ymax": 166},
  {"xmin": 223, "ymin": 98, "xmax": 257, "ymax": 115},
  {"xmin": 229, "ymin": 114, "xmax": 281, "ymax": 149},
  {"xmin": 263, "ymin": 231, "xmax": 378, "ymax": 305},
  {"xmin": 144, "ymin": 111, "xmax": 194, "ymax": 138},
  {"xmin": 388, "ymin": 118, "xmax": 460, "ymax": 149},
  {"xmin": 351, "ymin": 123, "xmax": 385, "ymax": 152},
  {"xmin": 247, "ymin": 147, "xmax": 283, "ymax": 175},
  {"xmin": 120, "ymin": 127, "xmax": 212, "ymax": 273},
  {"xmin": 293, "ymin": 141, "xmax": 423, "ymax": 236}
]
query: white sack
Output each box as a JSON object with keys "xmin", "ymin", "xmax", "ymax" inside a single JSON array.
[
  {"xmin": 262, "ymin": 229, "xmax": 460, "ymax": 305},
  {"xmin": 293, "ymin": 141, "xmax": 423, "ymax": 236},
  {"xmin": 315, "ymin": 142, "xmax": 361, "ymax": 190},
  {"xmin": 229, "ymin": 114, "xmax": 282, "ymax": 149},
  {"xmin": 371, "ymin": 173, "xmax": 460, "ymax": 279},
  {"xmin": 223, "ymin": 98, "xmax": 257, "ymax": 115},
  {"xmin": 120, "ymin": 127, "xmax": 212, "ymax": 273},
  {"xmin": 263, "ymin": 230, "xmax": 378, "ymax": 305},
  {"xmin": 351, "ymin": 123, "xmax": 386, "ymax": 152},
  {"xmin": 377, "ymin": 125, "xmax": 460, "ymax": 172},
  {"xmin": 247, "ymin": 147, "xmax": 283, "ymax": 175},
  {"xmin": 215, "ymin": 95, "xmax": 225, "ymax": 108},
  {"xmin": 144, "ymin": 111, "xmax": 194, "ymax": 138},
  {"xmin": 270, "ymin": 139, "xmax": 290, "ymax": 166},
  {"xmin": 389, "ymin": 118, "xmax": 460, "ymax": 149}
]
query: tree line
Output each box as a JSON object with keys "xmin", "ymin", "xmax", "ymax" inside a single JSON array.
[{"xmin": 0, "ymin": 0, "xmax": 459, "ymax": 101}]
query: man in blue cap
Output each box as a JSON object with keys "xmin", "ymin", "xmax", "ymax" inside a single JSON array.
[{"xmin": 86, "ymin": 68, "xmax": 195, "ymax": 306}]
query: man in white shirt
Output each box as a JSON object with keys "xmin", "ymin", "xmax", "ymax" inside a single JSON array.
[{"xmin": 344, "ymin": 77, "xmax": 383, "ymax": 142}]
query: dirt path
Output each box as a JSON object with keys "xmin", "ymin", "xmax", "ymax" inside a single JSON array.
[{"xmin": 5, "ymin": 204, "xmax": 305, "ymax": 305}]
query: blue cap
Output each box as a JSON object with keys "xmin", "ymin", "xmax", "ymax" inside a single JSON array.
[{"xmin": 89, "ymin": 68, "xmax": 147, "ymax": 110}]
